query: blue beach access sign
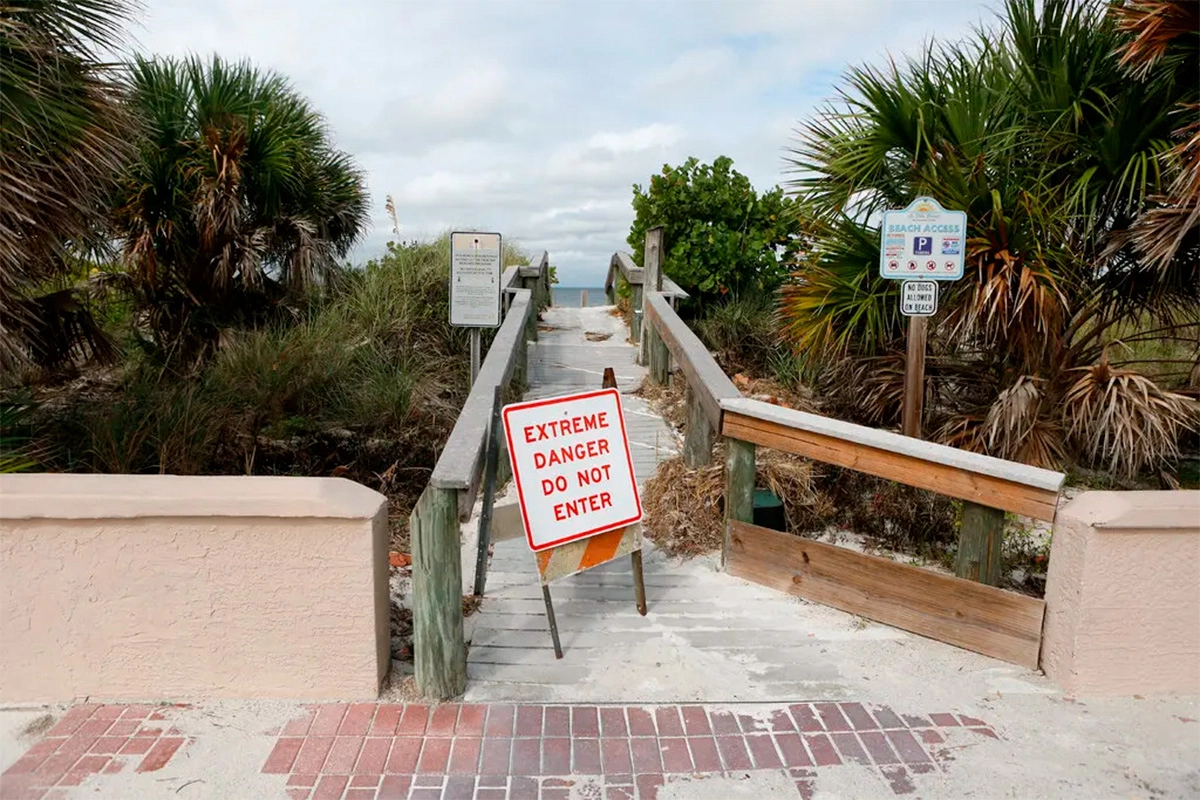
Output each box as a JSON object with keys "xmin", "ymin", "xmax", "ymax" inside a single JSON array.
[{"xmin": 879, "ymin": 197, "xmax": 967, "ymax": 280}]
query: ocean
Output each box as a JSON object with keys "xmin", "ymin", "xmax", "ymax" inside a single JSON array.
[{"xmin": 552, "ymin": 287, "xmax": 609, "ymax": 307}]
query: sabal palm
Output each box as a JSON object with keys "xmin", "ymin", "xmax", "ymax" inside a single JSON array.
[
  {"xmin": 0, "ymin": 0, "xmax": 134, "ymax": 368},
  {"xmin": 782, "ymin": 0, "xmax": 1197, "ymax": 479},
  {"xmin": 114, "ymin": 55, "xmax": 369, "ymax": 355}
]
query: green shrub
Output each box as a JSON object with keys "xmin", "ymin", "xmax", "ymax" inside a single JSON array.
[
  {"xmin": 628, "ymin": 156, "xmax": 805, "ymax": 300},
  {"xmin": 694, "ymin": 292, "xmax": 782, "ymax": 376},
  {"xmin": 26, "ymin": 233, "xmax": 529, "ymax": 481}
]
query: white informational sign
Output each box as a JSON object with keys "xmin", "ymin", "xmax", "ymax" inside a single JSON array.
[
  {"xmin": 900, "ymin": 280, "xmax": 938, "ymax": 316},
  {"xmin": 502, "ymin": 388, "xmax": 643, "ymax": 552},
  {"xmin": 450, "ymin": 231, "xmax": 502, "ymax": 328},
  {"xmin": 880, "ymin": 197, "xmax": 967, "ymax": 281}
]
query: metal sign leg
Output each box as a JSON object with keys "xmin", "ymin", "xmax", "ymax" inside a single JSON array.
[
  {"xmin": 631, "ymin": 549, "xmax": 648, "ymax": 616},
  {"xmin": 541, "ymin": 584, "xmax": 564, "ymax": 659}
]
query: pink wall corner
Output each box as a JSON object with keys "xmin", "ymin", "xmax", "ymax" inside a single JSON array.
[
  {"xmin": 0, "ymin": 474, "xmax": 390, "ymax": 703},
  {"xmin": 1041, "ymin": 490, "xmax": 1200, "ymax": 696}
]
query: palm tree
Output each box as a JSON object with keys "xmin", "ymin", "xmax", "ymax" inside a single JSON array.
[
  {"xmin": 1109, "ymin": 0, "xmax": 1199, "ymax": 277},
  {"xmin": 0, "ymin": 0, "xmax": 134, "ymax": 368},
  {"xmin": 781, "ymin": 0, "xmax": 1198, "ymax": 480},
  {"xmin": 113, "ymin": 55, "xmax": 370, "ymax": 359}
]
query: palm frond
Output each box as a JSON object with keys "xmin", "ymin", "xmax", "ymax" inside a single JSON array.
[
  {"xmin": 0, "ymin": 0, "xmax": 137, "ymax": 366},
  {"xmin": 1064, "ymin": 355, "xmax": 1199, "ymax": 480}
]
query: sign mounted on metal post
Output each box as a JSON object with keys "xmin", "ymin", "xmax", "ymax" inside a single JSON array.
[
  {"xmin": 450, "ymin": 231, "xmax": 502, "ymax": 328},
  {"xmin": 900, "ymin": 280, "xmax": 938, "ymax": 316},
  {"xmin": 503, "ymin": 387, "xmax": 642, "ymax": 552},
  {"xmin": 880, "ymin": 197, "xmax": 967, "ymax": 280}
]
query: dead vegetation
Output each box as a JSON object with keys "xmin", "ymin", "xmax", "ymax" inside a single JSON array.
[{"xmin": 641, "ymin": 444, "xmax": 814, "ymax": 557}]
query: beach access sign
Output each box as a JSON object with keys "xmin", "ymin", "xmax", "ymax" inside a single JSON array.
[
  {"xmin": 880, "ymin": 197, "xmax": 967, "ymax": 280},
  {"xmin": 502, "ymin": 388, "xmax": 643, "ymax": 552},
  {"xmin": 450, "ymin": 231, "xmax": 502, "ymax": 328}
]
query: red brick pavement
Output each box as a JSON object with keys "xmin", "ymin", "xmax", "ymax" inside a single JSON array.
[
  {"xmin": 1, "ymin": 702, "xmax": 999, "ymax": 799},
  {"xmin": 264, "ymin": 702, "xmax": 996, "ymax": 799},
  {"xmin": 0, "ymin": 703, "xmax": 193, "ymax": 799}
]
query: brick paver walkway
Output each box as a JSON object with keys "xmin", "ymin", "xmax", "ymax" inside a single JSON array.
[{"xmin": 1, "ymin": 701, "xmax": 999, "ymax": 799}]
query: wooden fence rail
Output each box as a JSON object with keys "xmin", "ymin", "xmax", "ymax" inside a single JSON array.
[
  {"xmin": 604, "ymin": 250, "xmax": 688, "ymax": 343},
  {"xmin": 721, "ymin": 397, "xmax": 1064, "ymax": 522},
  {"xmin": 642, "ymin": 290, "xmax": 739, "ymax": 466},
  {"xmin": 613, "ymin": 233, "xmax": 1067, "ymax": 667},
  {"xmin": 412, "ymin": 250, "xmax": 551, "ymax": 700}
]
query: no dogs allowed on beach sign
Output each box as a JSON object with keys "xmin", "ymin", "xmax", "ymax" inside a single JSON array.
[{"xmin": 502, "ymin": 387, "xmax": 643, "ymax": 552}]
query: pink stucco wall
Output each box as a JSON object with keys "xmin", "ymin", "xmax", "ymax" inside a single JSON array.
[
  {"xmin": 0, "ymin": 474, "xmax": 390, "ymax": 702},
  {"xmin": 1041, "ymin": 490, "xmax": 1200, "ymax": 696}
]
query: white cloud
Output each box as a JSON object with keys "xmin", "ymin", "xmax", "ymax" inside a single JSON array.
[
  {"xmin": 394, "ymin": 170, "xmax": 515, "ymax": 205},
  {"xmin": 130, "ymin": 0, "xmax": 1002, "ymax": 286}
]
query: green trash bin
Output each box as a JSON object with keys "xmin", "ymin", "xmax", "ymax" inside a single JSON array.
[{"xmin": 752, "ymin": 488, "xmax": 785, "ymax": 532}]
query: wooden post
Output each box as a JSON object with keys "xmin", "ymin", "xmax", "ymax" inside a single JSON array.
[
  {"xmin": 902, "ymin": 315, "xmax": 928, "ymax": 438},
  {"xmin": 523, "ymin": 293, "xmax": 538, "ymax": 344},
  {"xmin": 724, "ymin": 438, "xmax": 756, "ymax": 568},
  {"xmin": 630, "ymin": 285, "xmax": 643, "ymax": 342},
  {"xmin": 955, "ymin": 502, "xmax": 1005, "ymax": 586},
  {"xmin": 682, "ymin": 387, "xmax": 714, "ymax": 467},
  {"xmin": 640, "ymin": 227, "xmax": 664, "ymax": 365},
  {"xmin": 648, "ymin": 328, "xmax": 669, "ymax": 385},
  {"xmin": 473, "ymin": 387, "xmax": 503, "ymax": 598},
  {"xmin": 410, "ymin": 486, "xmax": 466, "ymax": 699},
  {"xmin": 580, "ymin": 289, "xmax": 588, "ymax": 307}
]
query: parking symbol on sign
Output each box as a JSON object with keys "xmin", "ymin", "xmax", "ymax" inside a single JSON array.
[{"xmin": 913, "ymin": 236, "xmax": 933, "ymax": 255}]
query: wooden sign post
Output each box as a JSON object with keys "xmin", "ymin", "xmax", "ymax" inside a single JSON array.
[
  {"xmin": 899, "ymin": 280, "xmax": 938, "ymax": 437},
  {"xmin": 879, "ymin": 199, "xmax": 964, "ymax": 438},
  {"xmin": 902, "ymin": 315, "xmax": 929, "ymax": 438},
  {"xmin": 880, "ymin": 199, "xmax": 1005, "ymax": 586},
  {"xmin": 501, "ymin": 368, "xmax": 647, "ymax": 658}
]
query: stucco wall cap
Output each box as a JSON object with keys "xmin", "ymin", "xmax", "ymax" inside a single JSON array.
[
  {"xmin": 1059, "ymin": 490, "xmax": 1200, "ymax": 531},
  {"xmin": 0, "ymin": 474, "xmax": 387, "ymax": 521}
]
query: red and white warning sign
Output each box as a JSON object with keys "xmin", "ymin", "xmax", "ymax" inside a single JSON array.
[{"xmin": 502, "ymin": 388, "xmax": 643, "ymax": 552}]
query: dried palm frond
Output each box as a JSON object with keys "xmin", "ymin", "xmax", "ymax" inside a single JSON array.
[
  {"xmin": 979, "ymin": 376, "xmax": 1066, "ymax": 468},
  {"xmin": 817, "ymin": 352, "xmax": 907, "ymax": 426},
  {"xmin": 1064, "ymin": 355, "xmax": 1199, "ymax": 480},
  {"xmin": 1111, "ymin": 0, "xmax": 1200, "ymax": 77},
  {"xmin": 641, "ymin": 448, "xmax": 813, "ymax": 558}
]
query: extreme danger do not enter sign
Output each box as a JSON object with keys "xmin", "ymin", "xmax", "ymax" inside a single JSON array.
[{"xmin": 503, "ymin": 388, "xmax": 643, "ymax": 552}]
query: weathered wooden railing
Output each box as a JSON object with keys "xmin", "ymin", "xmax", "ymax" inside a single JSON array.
[
  {"xmin": 604, "ymin": 249, "xmax": 688, "ymax": 343},
  {"xmin": 626, "ymin": 229, "xmax": 1068, "ymax": 667},
  {"xmin": 410, "ymin": 250, "xmax": 551, "ymax": 699}
]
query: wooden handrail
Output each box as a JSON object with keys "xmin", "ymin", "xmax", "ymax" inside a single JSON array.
[
  {"xmin": 605, "ymin": 251, "xmax": 689, "ymax": 299},
  {"xmin": 413, "ymin": 250, "xmax": 549, "ymax": 701},
  {"xmin": 431, "ymin": 291, "xmax": 532, "ymax": 499},
  {"xmin": 644, "ymin": 290, "xmax": 739, "ymax": 431},
  {"xmin": 720, "ymin": 397, "xmax": 1066, "ymax": 521}
]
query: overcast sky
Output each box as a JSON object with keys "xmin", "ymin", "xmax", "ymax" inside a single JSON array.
[{"xmin": 132, "ymin": 0, "xmax": 1000, "ymax": 286}]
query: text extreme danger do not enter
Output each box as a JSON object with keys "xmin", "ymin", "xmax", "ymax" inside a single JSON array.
[{"xmin": 524, "ymin": 411, "xmax": 614, "ymax": 522}]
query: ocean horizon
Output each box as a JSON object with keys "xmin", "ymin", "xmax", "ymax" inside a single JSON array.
[{"xmin": 553, "ymin": 286, "xmax": 608, "ymax": 307}]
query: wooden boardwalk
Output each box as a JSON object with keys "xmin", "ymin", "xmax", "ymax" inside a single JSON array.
[
  {"xmin": 463, "ymin": 305, "xmax": 916, "ymax": 703},
  {"xmin": 522, "ymin": 306, "xmax": 677, "ymax": 482}
]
